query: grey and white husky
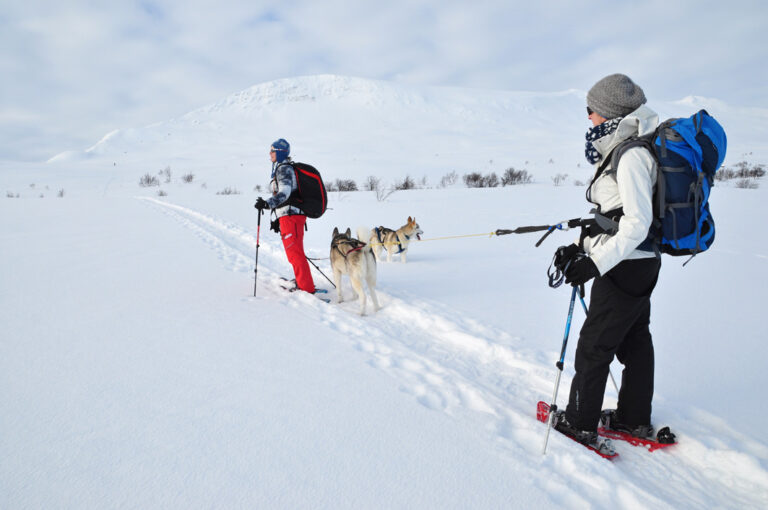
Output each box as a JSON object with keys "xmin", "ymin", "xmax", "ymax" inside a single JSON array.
[
  {"xmin": 330, "ymin": 227, "xmax": 381, "ymax": 316},
  {"xmin": 368, "ymin": 216, "xmax": 423, "ymax": 263}
]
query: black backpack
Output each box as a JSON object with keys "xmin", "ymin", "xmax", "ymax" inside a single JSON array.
[{"xmin": 285, "ymin": 162, "xmax": 328, "ymax": 218}]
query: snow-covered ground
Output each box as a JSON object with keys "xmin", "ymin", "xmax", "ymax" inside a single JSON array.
[{"xmin": 2, "ymin": 76, "xmax": 767, "ymax": 508}]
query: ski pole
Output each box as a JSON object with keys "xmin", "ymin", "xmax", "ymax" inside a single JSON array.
[
  {"xmin": 543, "ymin": 285, "xmax": 578, "ymax": 455},
  {"xmin": 306, "ymin": 257, "xmax": 336, "ymax": 288},
  {"xmin": 253, "ymin": 208, "xmax": 263, "ymax": 297},
  {"xmin": 577, "ymin": 293, "xmax": 620, "ymax": 396}
]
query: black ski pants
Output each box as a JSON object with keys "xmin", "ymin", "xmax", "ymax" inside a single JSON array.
[{"xmin": 565, "ymin": 257, "xmax": 661, "ymax": 431}]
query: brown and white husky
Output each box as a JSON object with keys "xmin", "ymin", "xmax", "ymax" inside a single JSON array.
[
  {"xmin": 330, "ymin": 227, "xmax": 381, "ymax": 316},
  {"xmin": 368, "ymin": 217, "xmax": 423, "ymax": 263}
]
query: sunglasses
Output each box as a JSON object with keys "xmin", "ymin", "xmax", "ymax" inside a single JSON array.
[{"xmin": 586, "ymin": 106, "xmax": 594, "ymax": 115}]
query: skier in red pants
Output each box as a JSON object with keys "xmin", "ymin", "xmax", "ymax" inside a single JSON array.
[{"xmin": 254, "ymin": 139, "xmax": 316, "ymax": 294}]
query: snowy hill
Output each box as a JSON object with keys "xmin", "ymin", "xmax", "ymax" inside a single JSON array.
[
  {"xmin": 46, "ymin": 75, "xmax": 768, "ymax": 188},
  {"xmin": 2, "ymin": 75, "xmax": 768, "ymax": 508}
]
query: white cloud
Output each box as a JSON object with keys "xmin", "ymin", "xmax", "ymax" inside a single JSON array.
[{"xmin": 2, "ymin": 0, "xmax": 767, "ymax": 161}]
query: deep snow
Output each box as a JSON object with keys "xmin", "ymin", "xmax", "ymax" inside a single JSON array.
[{"xmin": 2, "ymin": 76, "xmax": 767, "ymax": 509}]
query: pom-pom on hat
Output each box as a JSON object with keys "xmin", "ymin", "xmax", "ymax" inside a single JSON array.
[
  {"xmin": 270, "ymin": 138, "xmax": 290, "ymax": 163},
  {"xmin": 587, "ymin": 74, "xmax": 646, "ymax": 119}
]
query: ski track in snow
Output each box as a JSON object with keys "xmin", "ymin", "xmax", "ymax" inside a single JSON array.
[{"xmin": 140, "ymin": 197, "xmax": 768, "ymax": 509}]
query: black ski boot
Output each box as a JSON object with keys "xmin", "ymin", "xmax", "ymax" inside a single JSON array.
[
  {"xmin": 600, "ymin": 409, "xmax": 676, "ymax": 444},
  {"xmin": 553, "ymin": 411, "xmax": 598, "ymax": 446}
]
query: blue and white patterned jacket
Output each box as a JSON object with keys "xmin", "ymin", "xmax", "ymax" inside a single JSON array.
[{"xmin": 267, "ymin": 161, "xmax": 304, "ymax": 218}]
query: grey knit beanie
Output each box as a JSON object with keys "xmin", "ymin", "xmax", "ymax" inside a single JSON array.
[{"xmin": 587, "ymin": 74, "xmax": 646, "ymax": 119}]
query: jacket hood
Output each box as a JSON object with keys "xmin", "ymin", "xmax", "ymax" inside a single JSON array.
[{"xmin": 593, "ymin": 104, "xmax": 659, "ymax": 158}]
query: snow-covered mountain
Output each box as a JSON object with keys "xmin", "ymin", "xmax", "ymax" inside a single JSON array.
[{"xmin": 48, "ymin": 75, "xmax": 768, "ymax": 187}]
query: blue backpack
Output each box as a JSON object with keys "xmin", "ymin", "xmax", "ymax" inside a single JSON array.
[{"xmin": 609, "ymin": 109, "xmax": 727, "ymax": 259}]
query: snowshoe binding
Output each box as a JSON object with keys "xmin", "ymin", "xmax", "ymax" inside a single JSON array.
[
  {"xmin": 599, "ymin": 409, "xmax": 676, "ymax": 451},
  {"xmin": 537, "ymin": 401, "xmax": 617, "ymax": 459}
]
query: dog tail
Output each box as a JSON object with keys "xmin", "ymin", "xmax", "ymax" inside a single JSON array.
[{"xmin": 356, "ymin": 226, "xmax": 373, "ymax": 252}]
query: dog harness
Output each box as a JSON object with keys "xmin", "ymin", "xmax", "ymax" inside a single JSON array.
[
  {"xmin": 332, "ymin": 235, "xmax": 366, "ymax": 259},
  {"xmin": 374, "ymin": 226, "xmax": 407, "ymax": 254}
]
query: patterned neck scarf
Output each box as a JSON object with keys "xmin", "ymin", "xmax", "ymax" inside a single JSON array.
[{"xmin": 585, "ymin": 117, "xmax": 623, "ymax": 165}]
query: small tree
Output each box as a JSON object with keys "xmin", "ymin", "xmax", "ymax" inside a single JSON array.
[
  {"xmin": 463, "ymin": 172, "xmax": 499, "ymax": 188},
  {"xmin": 139, "ymin": 173, "xmax": 160, "ymax": 187},
  {"xmin": 735, "ymin": 179, "xmax": 759, "ymax": 189},
  {"xmin": 364, "ymin": 175, "xmax": 381, "ymax": 192},
  {"xmin": 484, "ymin": 172, "xmax": 499, "ymax": 188},
  {"xmin": 463, "ymin": 172, "xmax": 484, "ymax": 188},
  {"xmin": 552, "ymin": 173, "xmax": 569, "ymax": 186},
  {"xmin": 161, "ymin": 166, "xmax": 172, "ymax": 183},
  {"xmin": 501, "ymin": 167, "xmax": 532, "ymax": 185},
  {"xmin": 376, "ymin": 185, "xmax": 398, "ymax": 202},
  {"xmin": 438, "ymin": 171, "xmax": 458, "ymax": 188},
  {"xmin": 394, "ymin": 175, "xmax": 416, "ymax": 190},
  {"xmin": 334, "ymin": 178, "xmax": 358, "ymax": 192}
]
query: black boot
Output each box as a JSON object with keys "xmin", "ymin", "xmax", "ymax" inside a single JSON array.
[
  {"xmin": 553, "ymin": 411, "xmax": 598, "ymax": 446},
  {"xmin": 600, "ymin": 409, "xmax": 654, "ymax": 438}
]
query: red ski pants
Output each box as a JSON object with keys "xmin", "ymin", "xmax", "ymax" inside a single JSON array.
[{"xmin": 279, "ymin": 215, "xmax": 315, "ymax": 293}]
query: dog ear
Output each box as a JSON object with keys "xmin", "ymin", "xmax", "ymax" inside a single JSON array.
[
  {"xmin": 333, "ymin": 227, "xmax": 339, "ymax": 236},
  {"xmin": 345, "ymin": 227, "xmax": 351, "ymax": 237},
  {"xmin": 408, "ymin": 216, "xmax": 412, "ymax": 223}
]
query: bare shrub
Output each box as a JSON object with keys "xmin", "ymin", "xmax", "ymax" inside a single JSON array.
[
  {"xmin": 57, "ymin": 189, "xmax": 65, "ymax": 197},
  {"xmin": 253, "ymin": 184, "xmax": 262, "ymax": 192},
  {"xmin": 438, "ymin": 171, "xmax": 458, "ymax": 188},
  {"xmin": 501, "ymin": 167, "xmax": 532, "ymax": 185},
  {"xmin": 364, "ymin": 175, "xmax": 381, "ymax": 191},
  {"xmin": 463, "ymin": 172, "xmax": 500, "ymax": 188},
  {"xmin": 716, "ymin": 162, "xmax": 766, "ymax": 182},
  {"xmin": 735, "ymin": 179, "xmax": 759, "ymax": 189},
  {"xmin": 334, "ymin": 179, "xmax": 358, "ymax": 192},
  {"xmin": 552, "ymin": 173, "xmax": 569, "ymax": 186},
  {"xmin": 394, "ymin": 175, "xmax": 417, "ymax": 190},
  {"xmin": 376, "ymin": 186, "xmax": 398, "ymax": 202},
  {"xmin": 139, "ymin": 174, "xmax": 160, "ymax": 187},
  {"xmin": 161, "ymin": 166, "xmax": 171, "ymax": 183},
  {"xmin": 216, "ymin": 187, "xmax": 241, "ymax": 195},
  {"xmin": 181, "ymin": 173, "xmax": 194, "ymax": 183},
  {"xmin": 157, "ymin": 189, "xmax": 168, "ymax": 196}
]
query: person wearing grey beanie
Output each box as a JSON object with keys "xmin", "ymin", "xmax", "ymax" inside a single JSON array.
[
  {"xmin": 548, "ymin": 74, "xmax": 675, "ymax": 450},
  {"xmin": 587, "ymin": 73, "xmax": 647, "ymax": 120}
]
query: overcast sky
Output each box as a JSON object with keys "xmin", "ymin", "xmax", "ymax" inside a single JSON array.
[{"xmin": 3, "ymin": 0, "xmax": 766, "ymax": 162}]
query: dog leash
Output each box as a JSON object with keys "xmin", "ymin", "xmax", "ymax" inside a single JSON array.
[{"xmin": 367, "ymin": 231, "xmax": 497, "ymax": 247}]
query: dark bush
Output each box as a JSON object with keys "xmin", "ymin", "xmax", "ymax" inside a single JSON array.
[
  {"xmin": 501, "ymin": 167, "xmax": 532, "ymax": 185},
  {"xmin": 463, "ymin": 172, "xmax": 500, "ymax": 188}
]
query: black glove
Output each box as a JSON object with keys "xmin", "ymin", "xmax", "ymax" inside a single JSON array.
[
  {"xmin": 270, "ymin": 218, "xmax": 280, "ymax": 234},
  {"xmin": 254, "ymin": 197, "xmax": 269, "ymax": 210},
  {"xmin": 554, "ymin": 244, "xmax": 582, "ymax": 271},
  {"xmin": 564, "ymin": 255, "xmax": 600, "ymax": 286}
]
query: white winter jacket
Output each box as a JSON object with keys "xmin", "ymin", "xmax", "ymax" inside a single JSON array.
[{"xmin": 583, "ymin": 105, "xmax": 659, "ymax": 275}]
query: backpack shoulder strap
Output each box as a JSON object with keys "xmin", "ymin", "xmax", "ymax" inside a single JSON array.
[{"xmin": 610, "ymin": 134, "xmax": 657, "ymax": 170}]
